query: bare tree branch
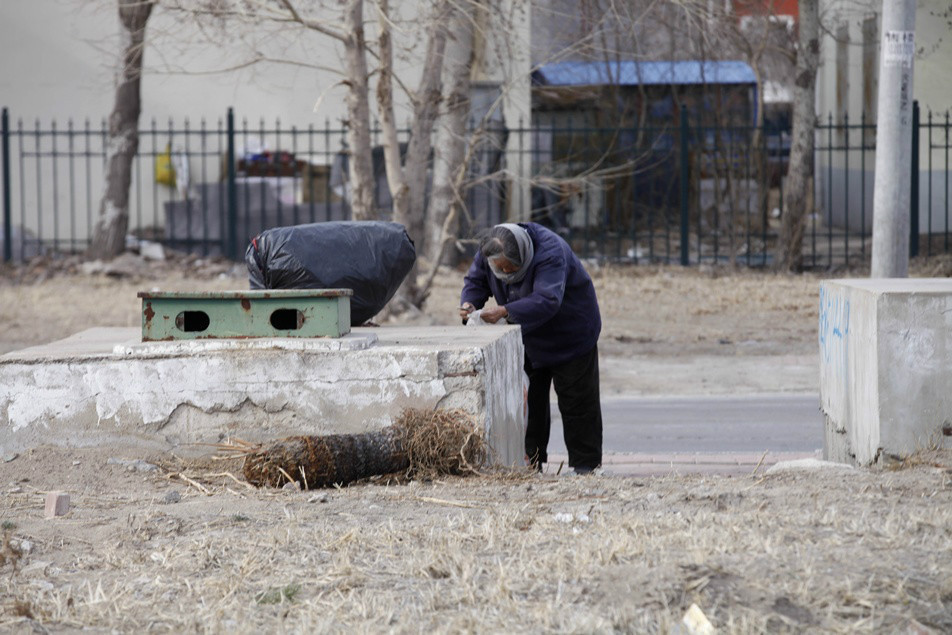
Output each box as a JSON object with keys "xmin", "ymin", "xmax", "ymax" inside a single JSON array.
[{"xmin": 277, "ymin": 0, "xmax": 347, "ymax": 41}]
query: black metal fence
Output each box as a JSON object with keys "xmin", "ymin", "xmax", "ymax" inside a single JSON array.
[
  {"xmin": 813, "ymin": 104, "xmax": 952, "ymax": 268},
  {"xmin": 521, "ymin": 109, "xmax": 782, "ymax": 266},
  {"xmin": 2, "ymin": 103, "xmax": 950, "ymax": 267},
  {"xmin": 0, "ymin": 109, "xmax": 362, "ymax": 261}
]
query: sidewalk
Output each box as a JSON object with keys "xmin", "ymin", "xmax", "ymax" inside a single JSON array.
[{"xmin": 545, "ymin": 450, "xmax": 822, "ymax": 477}]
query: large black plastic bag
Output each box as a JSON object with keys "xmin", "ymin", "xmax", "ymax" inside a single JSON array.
[{"xmin": 246, "ymin": 221, "xmax": 416, "ymax": 325}]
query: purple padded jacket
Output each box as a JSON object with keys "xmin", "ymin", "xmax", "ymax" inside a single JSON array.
[{"xmin": 461, "ymin": 222, "xmax": 601, "ymax": 368}]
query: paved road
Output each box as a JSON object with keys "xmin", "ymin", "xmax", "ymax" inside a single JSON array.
[{"xmin": 546, "ymin": 393, "xmax": 823, "ymax": 456}]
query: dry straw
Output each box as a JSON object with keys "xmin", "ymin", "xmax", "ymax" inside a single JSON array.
[
  {"xmin": 0, "ymin": 529, "xmax": 23, "ymax": 570},
  {"xmin": 394, "ymin": 408, "xmax": 487, "ymax": 479}
]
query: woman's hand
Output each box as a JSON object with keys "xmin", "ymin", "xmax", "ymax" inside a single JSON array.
[
  {"xmin": 459, "ymin": 302, "xmax": 475, "ymax": 321},
  {"xmin": 480, "ymin": 305, "xmax": 509, "ymax": 324}
]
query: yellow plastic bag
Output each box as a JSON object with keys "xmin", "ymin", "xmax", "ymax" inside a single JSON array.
[{"xmin": 154, "ymin": 144, "xmax": 176, "ymax": 187}]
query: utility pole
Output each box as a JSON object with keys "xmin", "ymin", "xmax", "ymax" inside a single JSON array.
[{"xmin": 870, "ymin": 0, "xmax": 916, "ymax": 278}]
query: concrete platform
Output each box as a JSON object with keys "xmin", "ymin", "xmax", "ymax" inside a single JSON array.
[
  {"xmin": 0, "ymin": 326, "xmax": 527, "ymax": 467},
  {"xmin": 820, "ymin": 278, "xmax": 952, "ymax": 466}
]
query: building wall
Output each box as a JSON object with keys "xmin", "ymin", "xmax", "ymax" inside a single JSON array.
[
  {"xmin": 816, "ymin": 0, "xmax": 952, "ymax": 232},
  {"xmin": 1, "ymin": 1, "xmax": 338, "ymax": 124},
  {"xmin": 0, "ymin": 0, "xmax": 531, "ymax": 240},
  {"xmin": 1, "ymin": 1, "xmax": 528, "ymax": 124}
]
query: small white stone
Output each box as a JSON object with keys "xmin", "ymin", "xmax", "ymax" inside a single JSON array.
[
  {"xmin": 108, "ymin": 458, "xmax": 158, "ymax": 472},
  {"xmin": 139, "ymin": 240, "xmax": 165, "ymax": 261},
  {"xmin": 10, "ymin": 538, "xmax": 32, "ymax": 554}
]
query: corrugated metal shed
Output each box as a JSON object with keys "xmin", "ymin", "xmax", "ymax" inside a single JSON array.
[{"xmin": 532, "ymin": 60, "xmax": 757, "ymax": 87}]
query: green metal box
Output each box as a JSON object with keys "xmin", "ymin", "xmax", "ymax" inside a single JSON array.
[{"xmin": 138, "ymin": 289, "xmax": 352, "ymax": 341}]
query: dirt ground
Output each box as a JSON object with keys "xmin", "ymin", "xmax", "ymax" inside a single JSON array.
[{"xmin": 1, "ymin": 254, "xmax": 951, "ymax": 632}]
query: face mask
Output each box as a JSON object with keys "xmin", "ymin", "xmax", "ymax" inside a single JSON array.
[{"xmin": 488, "ymin": 257, "xmax": 520, "ymax": 283}]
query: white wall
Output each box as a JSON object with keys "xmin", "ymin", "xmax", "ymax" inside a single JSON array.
[
  {"xmin": 2, "ymin": 0, "xmax": 395, "ymax": 124},
  {"xmin": 0, "ymin": 0, "xmax": 531, "ymax": 128},
  {"xmin": 817, "ymin": 0, "xmax": 952, "ymax": 120},
  {"xmin": 0, "ymin": 0, "xmax": 531, "ymax": 246},
  {"xmin": 815, "ymin": 0, "xmax": 952, "ymax": 233}
]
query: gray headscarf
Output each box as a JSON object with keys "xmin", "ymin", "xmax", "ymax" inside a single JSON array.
[{"xmin": 486, "ymin": 223, "xmax": 535, "ymax": 284}]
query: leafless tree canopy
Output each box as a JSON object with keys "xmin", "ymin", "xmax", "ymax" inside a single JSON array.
[
  {"xmin": 533, "ymin": 0, "xmax": 795, "ymax": 113},
  {"xmin": 87, "ymin": 0, "xmax": 812, "ymax": 278}
]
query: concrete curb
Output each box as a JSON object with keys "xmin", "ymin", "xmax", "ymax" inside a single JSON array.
[{"xmin": 545, "ymin": 450, "xmax": 822, "ymax": 477}]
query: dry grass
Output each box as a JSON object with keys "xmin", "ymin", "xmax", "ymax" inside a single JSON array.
[
  {"xmin": 1, "ymin": 258, "xmax": 951, "ymax": 631},
  {"xmin": 0, "ymin": 528, "xmax": 23, "ymax": 571},
  {"xmin": 1, "ymin": 451, "xmax": 951, "ymax": 632},
  {"xmin": 586, "ymin": 265, "xmax": 822, "ymax": 357},
  {"xmin": 395, "ymin": 408, "xmax": 488, "ymax": 479}
]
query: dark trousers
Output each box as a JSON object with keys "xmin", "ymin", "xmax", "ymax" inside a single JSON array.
[{"xmin": 524, "ymin": 345, "xmax": 602, "ymax": 470}]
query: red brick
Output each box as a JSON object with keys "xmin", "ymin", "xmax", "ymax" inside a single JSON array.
[{"xmin": 44, "ymin": 491, "xmax": 70, "ymax": 518}]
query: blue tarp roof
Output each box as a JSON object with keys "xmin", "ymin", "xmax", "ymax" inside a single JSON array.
[{"xmin": 533, "ymin": 60, "xmax": 757, "ymax": 87}]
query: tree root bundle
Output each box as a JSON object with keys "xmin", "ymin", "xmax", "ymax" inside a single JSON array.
[
  {"xmin": 241, "ymin": 408, "xmax": 486, "ymax": 489},
  {"xmin": 396, "ymin": 408, "xmax": 486, "ymax": 479}
]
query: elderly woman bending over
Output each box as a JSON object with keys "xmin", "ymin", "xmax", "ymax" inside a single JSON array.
[{"xmin": 459, "ymin": 223, "xmax": 603, "ymax": 474}]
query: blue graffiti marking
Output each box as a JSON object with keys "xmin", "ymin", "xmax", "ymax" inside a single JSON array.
[{"xmin": 819, "ymin": 286, "xmax": 850, "ymax": 384}]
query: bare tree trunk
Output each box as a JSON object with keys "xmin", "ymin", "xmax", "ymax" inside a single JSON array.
[
  {"xmin": 87, "ymin": 0, "xmax": 154, "ymax": 260},
  {"xmin": 376, "ymin": 0, "xmax": 409, "ymax": 224},
  {"xmin": 342, "ymin": 0, "xmax": 377, "ymax": 220},
  {"xmin": 378, "ymin": 0, "xmax": 451, "ymax": 310},
  {"xmin": 780, "ymin": 0, "xmax": 819, "ymax": 272},
  {"xmin": 404, "ymin": 0, "xmax": 451, "ymax": 259},
  {"xmin": 426, "ymin": 6, "xmax": 474, "ymax": 267}
]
